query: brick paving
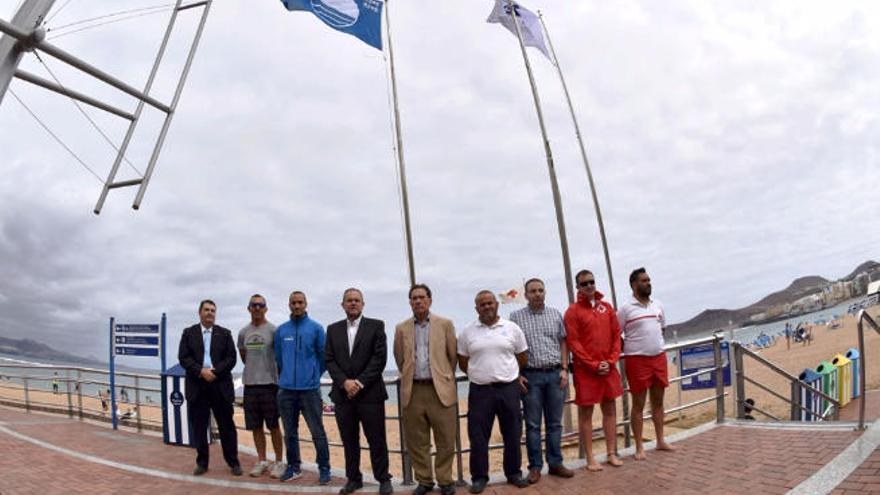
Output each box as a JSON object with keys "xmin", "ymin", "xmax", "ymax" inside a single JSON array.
[
  {"xmin": 839, "ymin": 391, "xmax": 880, "ymax": 422},
  {"xmin": 830, "ymin": 448, "xmax": 880, "ymax": 494},
  {"xmin": 0, "ymin": 400, "xmax": 875, "ymax": 495}
]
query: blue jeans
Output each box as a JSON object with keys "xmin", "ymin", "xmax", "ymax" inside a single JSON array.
[
  {"xmin": 522, "ymin": 369, "xmax": 564, "ymax": 469},
  {"xmin": 277, "ymin": 388, "xmax": 330, "ymax": 475}
]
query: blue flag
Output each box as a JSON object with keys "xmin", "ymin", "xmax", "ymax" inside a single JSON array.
[{"xmin": 281, "ymin": 0, "xmax": 384, "ymax": 50}]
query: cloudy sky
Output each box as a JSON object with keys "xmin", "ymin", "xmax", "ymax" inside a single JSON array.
[{"xmin": 0, "ymin": 0, "xmax": 878, "ymax": 368}]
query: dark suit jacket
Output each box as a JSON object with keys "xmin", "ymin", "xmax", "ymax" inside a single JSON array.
[
  {"xmin": 325, "ymin": 316, "xmax": 388, "ymax": 404},
  {"xmin": 178, "ymin": 324, "xmax": 237, "ymax": 402}
]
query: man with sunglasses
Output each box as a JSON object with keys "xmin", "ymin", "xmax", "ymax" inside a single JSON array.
[
  {"xmin": 237, "ymin": 294, "xmax": 284, "ymax": 478},
  {"xmin": 564, "ymin": 270, "xmax": 624, "ymax": 470},
  {"xmin": 274, "ymin": 291, "xmax": 332, "ymax": 484},
  {"xmin": 618, "ymin": 267, "xmax": 674, "ymax": 460}
]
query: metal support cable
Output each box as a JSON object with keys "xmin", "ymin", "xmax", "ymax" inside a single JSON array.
[
  {"xmin": 46, "ymin": 3, "xmax": 173, "ymax": 32},
  {"xmin": 47, "ymin": 7, "xmax": 174, "ymax": 40},
  {"xmin": 45, "ymin": 0, "xmax": 74, "ymax": 24},
  {"xmin": 34, "ymin": 52, "xmax": 143, "ymax": 176},
  {"xmin": 9, "ymin": 88, "xmax": 105, "ymax": 184}
]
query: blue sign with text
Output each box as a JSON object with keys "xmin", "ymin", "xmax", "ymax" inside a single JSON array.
[
  {"xmin": 115, "ymin": 324, "xmax": 159, "ymax": 334},
  {"xmin": 679, "ymin": 341, "xmax": 731, "ymax": 390},
  {"xmin": 115, "ymin": 335, "xmax": 159, "ymax": 346},
  {"xmin": 115, "ymin": 346, "xmax": 159, "ymax": 357}
]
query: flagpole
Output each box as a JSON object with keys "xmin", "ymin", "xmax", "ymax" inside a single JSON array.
[
  {"xmin": 533, "ymin": 13, "xmax": 630, "ymax": 452},
  {"xmin": 505, "ymin": 0, "xmax": 574, "ymax": 304},
  {"xmin": 384, "ymin": 0, "xmax": 416, "ymax": 288},
  {"xmin": 536, "ymin": 11, "xmax": 618, "ymax": 309}
]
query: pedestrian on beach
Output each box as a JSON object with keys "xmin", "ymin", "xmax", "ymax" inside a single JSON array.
[
  {"xmin": 509, "ymin": 278, "xmax": 574, "ymax": 483},
  {"xmin": 564, "ymin": 270, "xmax": 624, "ymax": 470},
  {"xmin": 178, "ymin": 299, "xmax": 242, "ymax": 476},
  {"xmin": 325, "ymin": 288, "xmax": 393, "ymax": 495},
  {"xmin": 237, "ymin": 294, "xmax": 285, "ymax": 479},
  {"xmin": 458, "ymin": 290, "xmax": 529, "ymax": 493},
  {"xmin": 274, "ymin": 291, "xmax": 332, "ymax": 484},
  {"xmin": 393, "ymin": 284, "xmax": 459, "ymax": 495},
  {"xmin": 784, "ymin": 322, "xmax": 792, "ymax": 350},
  {"xmin": 52, "ymin": 372, "xmax": 59, "ymax": 394},
  {"xmin": 618, "ymin": 268, "xmax": 675, "ymax": 460},
  {"xmin": 797, "ymin": 323, "xmax": 807, "ymax": 346}
]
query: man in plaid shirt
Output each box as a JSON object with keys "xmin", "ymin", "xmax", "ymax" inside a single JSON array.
[{"xmin": 509, "ymin": 279, "xmax": 574, "ymax": 484}]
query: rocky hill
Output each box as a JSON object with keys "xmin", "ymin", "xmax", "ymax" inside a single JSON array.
[
  {"xmin": 0, "ymin": 336, "xmax": 101, "ymax": 365},
  {"xmin": 668, "ymin": 260, "xmax": 880, "ymax": 338}
]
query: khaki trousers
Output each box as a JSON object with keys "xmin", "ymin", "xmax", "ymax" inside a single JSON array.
[{"xmin": 403, "ymin": 382, "xmax": 457, "ymax": 486}]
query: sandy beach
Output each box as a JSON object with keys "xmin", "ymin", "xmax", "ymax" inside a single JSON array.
[{"xmin": 1, "ymin": 306, "xmax": 877, "ymax": 478}]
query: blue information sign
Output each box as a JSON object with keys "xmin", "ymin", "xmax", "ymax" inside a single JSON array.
[
  {"xmin": 115, "ymin": 324, "xmax": 159, "ymax": 334},
  {"xmin": 679, "ymin": 341, "xmax": 731, "ymax": 390},
  {"xmin": 115, "ymin": 346, "xmax": 160, "ymax": 357},
  {"xmin": 115, "ymin": 335, "xmax": 159, "ymax": 346}
]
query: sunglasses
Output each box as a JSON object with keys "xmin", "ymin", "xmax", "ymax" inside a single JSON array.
[
  {"xmin": 578, "ymin": 280, "xmax": 596, "ymax": 288},
  {"xmin": 249, "ymin": 302, "xmax": 266, "ymax": 309}
]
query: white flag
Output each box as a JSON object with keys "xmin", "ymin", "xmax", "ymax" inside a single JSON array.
[
  {"xmin": 498, "ymin": 286, "xmax": 527, "ymax": 304},
  {"xmin": 486, "ymin": 0, "xmax": 551, "ymax": 61}
]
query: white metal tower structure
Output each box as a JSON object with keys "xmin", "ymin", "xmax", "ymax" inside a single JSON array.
[{"xmin": 0, "ymin": 0, "xmax": 213, "ymax": 214}]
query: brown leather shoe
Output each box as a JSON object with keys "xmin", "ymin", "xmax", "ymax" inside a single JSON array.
[
  {"xmin": 548, "ymin": 465, "xmax": 574, "ymax": 478},
  {"xmin": 527, "ymin": 468, "xmax": 541, "ymax": 484}
]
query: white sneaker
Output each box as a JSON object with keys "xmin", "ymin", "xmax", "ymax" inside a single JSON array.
[
  {"xmin": 269, "ymin": 461, "xmax": 287, "ymax": 479},
  {"xmin": 249, "ymin": 460, "xmax": 270, "ymax": 477}
]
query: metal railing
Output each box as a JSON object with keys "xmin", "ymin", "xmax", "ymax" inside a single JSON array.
[
  {"xmin": 731, "ymin": 343, "xmax": 840, "ymax": 422},
  {"xmin": 0, "ymin": 363, "xmax": 163, "ymax": 432},
  {"xmin": 857, "ymin": 309, "xmax": 880, "ymax": 430},
  {"xmin": 0, "ymin": 332, "xmax": 736, "ymax": 485}
]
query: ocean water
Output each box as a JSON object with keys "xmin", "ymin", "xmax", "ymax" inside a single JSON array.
[{"xmin": 0, "ymin": 355, "xmax": 163, "ymax": 405}]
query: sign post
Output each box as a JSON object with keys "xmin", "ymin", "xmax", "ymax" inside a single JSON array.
[
  {"xmin": 109, "ymin": 316, "xmax": 165, "ymax": 430},
  {"xmin": 680, "ymin": 341, "xmax": 732, "ymax": 390},
  {"xmin": 108, "ymin": 317, "xmax": 117, "ymax": 430}
]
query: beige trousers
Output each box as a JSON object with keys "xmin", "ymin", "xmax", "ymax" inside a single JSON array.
[{"xmin": 402, "ymin": 382, "xmax": 458, "ymax": 486}]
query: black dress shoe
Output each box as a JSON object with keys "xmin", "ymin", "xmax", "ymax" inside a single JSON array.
[
  {"xmin": 193, "ymin": 465, "xmax": 208, "ymax": 476},
  {"xmin": 413, "ymin": 484, "xmax": 433, "ymax": 495},
  {"xmin": 469, "ymin": 479, "xmax": 487, "ymax": 494},
  {"xmin": 439, "ymin": 484, "xmax": 456, "ymax": 495},
  {"xmin": 340, "ymin": 480, "xmax": 364, "ymax": 494},
  {"xmin": 230, "ymin": 465, "xmax": 243, "ymax": 476},
  {"xmin": 507, "ymin": 476, "xmax": 528, "ymax": 489},
  {"xmin": 379, "ymin": 480, "xmax": 394, "ymax": 494}
]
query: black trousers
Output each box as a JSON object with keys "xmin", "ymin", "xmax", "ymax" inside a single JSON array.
[
  {"xmin": 334, "ymin": 400, "xmax": 391, "ymax": 483},
  {"xmin": 189, "ymin": 382, "xmax": 239, "ymax": 469},
  {"xmin": 467, "ymin": 381, "xmax": 522, "ymax": 482}
]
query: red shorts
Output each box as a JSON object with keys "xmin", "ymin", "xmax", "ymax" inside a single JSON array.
[
  {"xmin": 624, "ymin": 353, "xmax": 669, "ymax": 394},
  {"xmin": 573, "ymin": 365, "xmax": 623, "ymax": 406}
]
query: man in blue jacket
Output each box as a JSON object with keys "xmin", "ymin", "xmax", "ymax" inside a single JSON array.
[{"xmin": 274, "ymin": 291, "xmax": 331, "ymax": 484}]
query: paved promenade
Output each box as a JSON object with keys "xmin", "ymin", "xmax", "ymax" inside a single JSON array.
[{"xmin": 1, "ymin": 393, "xmax": 878, "ymax": 495}]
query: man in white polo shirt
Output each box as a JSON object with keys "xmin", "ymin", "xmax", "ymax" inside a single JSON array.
[
  {"xmin": 618, "ymin": 267, "xmax": 675, "ymax": 460},
  {"xmin": 458, "ymin": 290, "xmax": 529, "ymax": 493}
]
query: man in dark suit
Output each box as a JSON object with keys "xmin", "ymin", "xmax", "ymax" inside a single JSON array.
[
  {"xmin": 325, "ymin": 288, "xmax": 393, "ymax": 495},
  {"xmin": 178, "ymin": 299, "xmax": 242, "ymax": 476}
]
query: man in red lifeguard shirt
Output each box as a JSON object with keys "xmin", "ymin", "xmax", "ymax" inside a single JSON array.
[{"xmin": 564, "ymin": 269, "xmax": 623, "ymax": 471}]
